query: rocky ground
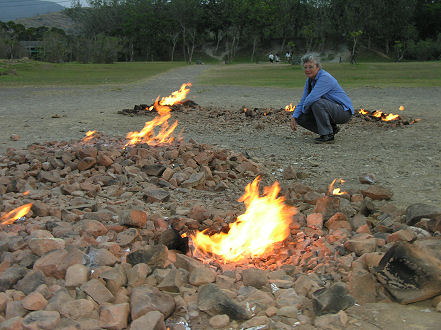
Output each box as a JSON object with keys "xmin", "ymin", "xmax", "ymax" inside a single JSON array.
[{"xmin": 0, "ymin": 64, "xmax": 441, "ymax": 329}]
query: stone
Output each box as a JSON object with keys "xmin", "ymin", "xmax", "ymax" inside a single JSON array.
[
  {"xmin": 306, "ymin": 213, "xmax": 323, "ymax": 229},
  {"xmin": 277, "ymin": 305, "xmax": 298, "ymax": 318},
  {"xmin": 144, "ymin": 188, "xmax": 170, "ymax": 203},
  {"xmin": 30, "ymin": 201, "xmax": 49, "ymax": 217},
  {"xmin": 312, "ymin": 282, "xmax": 356, "ymax": 315},
  {"xmin": 344, "ymin": 234, "xmax": 377, "ymax": 256},
  {"xmin": 359, "ymin": 173, "xmax": 376, "ymax": 184},
  {"xmin": 142, "ymin": 164, "xmax": 166, "ymax": 177},
  {"xmin": 325, "ymin": 212, "xmax": 351, "ymax": 231},
  {"xmin": 313, "ymin": 196, "xmax": 340, "ymax": 219},
  {"xmin": 405, "ymin": 203, "xmax": 441, "ymax": 226},
  {"xmin": 119, "ymin": 209, "xmax": 147, "ymax": 228},
  {"xmin": 97, "ymin": 152, "xmax": 113, "ymax": 167},
  {"xmin": 77, "ymin": 157, "xmax": 96, "ymax": 171},
  {"xmin": 130, "ymin": 285, "xmax": 175, "ymax": 320},
  {"xmin": 0, "ymin": 316, "xmax": 23, "ymax": 330},
  {"xmin": 293, "ymin": 275, "xmax": 321, "ymax": 298},
  {"xmin": 21, "ymin": 310, "xmax": 60, "ymax": 329},
  {"xmin": 159, "ymin": 229, "xmax": 189, "ymax": 254},
  {"xmin": 209, "ymin": 314, "xmax": 230, "ymax": 328},
  {"xmin": 80, "ymin": 219, "xmax": 108, "ymax": 237},
  {"xmin": 198, "ymin": 284, "xmax": 251, "ymax": 320},
  {"xmin": 80, "ymin": 279, "xmax": 114, "ymax": 304},
  {"xmin": 99, "ymin": 303, "xmax": 130, "ymax": 330},
  {"xmin": 374, "ymin": 241, "xmax": 441, "ymax": 304},
  {"xmin": 282, "ymin": 165, "xmax": 297, "ymax": 180},
  {"xmin": 126, "ymin": 245, "xmax": 168, "ymax": 269},
  {"xmin": 175, "ymin": 253, "xmax": 204, "ymax": 272},
  {"xmin": 65, "ymin": 264, "xmax": 89, "ymax": 287},
  {"xmin": 60, "ymin": 299, "xmax": 96, "ymax": 320},
  {"xmin": 241, "ymin": 268, "xmax": 268, "ymax": 289},
  {"xmin": 87, "ymin": 248, "xmax": 118, "ymax": 266},
  {"xmin": 0, "ymin": 266, "xmax": 27, "ymax": 291},
  {"xmin": 360, "ymin": 185, "xmax": 393, "ymax": 200},
  {"xmin": 189, "ymin": 266, "xmax": 216, "ymax": 286},
  {"xmin": 181, "ymin": 171, "xmax": 206, "ymax": 188},
  {"xmin": 33, "ymin": 247, "xmax": 84, "ymax": 279},
  {"xmin": 130, "ymin": 311, "xmax": 165, "ymax": 330},
  {"xmin": 348, "ymin": 268, "xmax": 378, "ymax": 304},
  {"xmin": 239, "ymin": 316, "xmax": 270, "ymax": 329},
  {"xmin": 15, "ymin": 270, "xmax": 46, "ymax": 295},
  {"xmin": 157, "ymin": 269, "xmax": 188, "ymax": 293},
  {"xmin": 127, "ymin": 263, "xmax": 151, "ymax": 287},
  {"xmin": 5, "ymin": 301, "xmax": 26, "ymax": 319},
  {"xmin": 28, "ymin": 238, "xmax": 65, "ymax": 256},
  {"xmin": 387, "ymin": 229, "xmax": 417, "ymax": 243},
  {"xmin": 21, "ymin": 292, "xmax": 47, "ymax": 311},
  {"xmin": 116, "ymin": 228, "xmax": 139, "ymax": 246}
]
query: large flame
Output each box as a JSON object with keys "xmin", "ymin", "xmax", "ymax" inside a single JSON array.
[
  {"xmin": 125, "ymin": 83, "xmax": 191, "ymax": 147},
  {"xmin": 328, "ymin": 178, "xmax": 347, "ymax": 196},
  {"xmin": 382, "ymin": 113, "xmax": 400, "ymax": 121},
  {"xmin": 191, "ymin": 177, "xmax": 297, "ymax": 263},
  {"xmin": 0, "ymin": 203, "xmax": 33, "ymax": 225},
  {"xmin": 285, "ymin": 103, "xmax": 296, "ymax": 112}
]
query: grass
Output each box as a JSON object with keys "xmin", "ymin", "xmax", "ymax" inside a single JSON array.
[
  {"xmin": 0, "ymin": 60, "xmax": 187, "ymax": 86},
  {"xmin": 197, "ymin": 62, "xmax": 441, "ymax": 88}
]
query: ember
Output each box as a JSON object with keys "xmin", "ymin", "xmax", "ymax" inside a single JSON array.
[
  {"xmin": 0, "ymin": 203, "xmax": 32, "ymax": 225},
  {"xmin": 191, "ymin": 177, "xmax": 297, "ymax": 263}
]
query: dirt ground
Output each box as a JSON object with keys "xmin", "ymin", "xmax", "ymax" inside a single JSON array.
[{"xmin": 1, "ymin": 64, "xmax": 440, "ymax": 208}]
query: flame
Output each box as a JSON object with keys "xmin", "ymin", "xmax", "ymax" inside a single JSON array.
[
  {"xmin": 359, "ymin": 109, "xmax": 368, "ymax": 115},
  {"xmin": 285, "ymin": 104, "xmax": 296, "ymax": 112},
  {"xmin": 125, "ymin": 83, "xmax": 191, "ymax": 147},
  {"xmin": 191, "ymin": 177, "xmax": 297, "ymax": 263},
  {"xmin": 399, "ymin": 105, "xmax": 404, "ymax": 111},
  {"xmin": 159, "ymin": 83, "xmax": 192, "ymax": 106},
  {"xmin": 0, "ymin": 203, "xmax": 33, "ymax": 225},
  {"xmin": 382, "ymin": 113, "xmax": 400, "ymax": 121},
  {"xmin": 328, "ymin": 178, "xmax": 347, "ymax": 196},
  {"xmin": 23, "ymin": 190, "xmax": 30, "ymax": 196},
  {"xmin": 372, "ymin": 110, "xmax": 383, "ymax": 118},
  {"xmin": 82, "ymin": 130, "xmax": 97, "ymax": 142}
]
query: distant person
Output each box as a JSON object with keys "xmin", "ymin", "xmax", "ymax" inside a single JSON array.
[
  {"xmin": 285, "ymin": 52, "xmax": 291, "ymax": 63},
  {"xmin": 290, "ymin": 54, "xmax": 353, "ymax": 143},
  {"xmin": 275, "ymin": 53, "xmax": 280, "ymax": 63},
  {"xmin": 269, "ymin": 52, "xmax": 274, "ymax": 63}
]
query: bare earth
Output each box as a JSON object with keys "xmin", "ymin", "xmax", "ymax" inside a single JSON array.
[{"xmin": 1, "ymin": 64, "xmax": 440, "ymax": 208}]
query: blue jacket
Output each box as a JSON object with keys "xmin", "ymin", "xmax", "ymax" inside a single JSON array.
[{"xmin": 293, "ymin": 69, "xmax": 353, "ymax": 119}]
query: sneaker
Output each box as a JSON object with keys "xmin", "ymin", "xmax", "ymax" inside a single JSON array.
[{"xmin": 314, "ymin": 134, "xmax": 335, "ymax": 144}]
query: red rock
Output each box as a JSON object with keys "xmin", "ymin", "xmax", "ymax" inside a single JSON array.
[
  {"xmin": 314, "ymin": 195, "xmax": 340, "ymax": 219},
  {"xmin": 21, "ymin": 292, "xmax": 47, "ymax": 311},
  {"xmin": 120, "ymin": 209, "xmax": 147, "ymax": 228},
  {"xmin": 77, "ymin": 157, "xmax": 96, "ymax": 171},
  {"xmin": 78, "ymin": 148, "xmax": 98, "ymax": 159},
  {"xmin": 189, "ymin": 204, "xmax": 209, "ymax": 221},
  {"xmin": 28, "ymin": 238, "xmax": 65, "ymax": 256},
  {"xmin": 307, "ymin": 213, "xmax": 323, "ymax": 229},
  {"xmin": 80, "ymin": 279, "xmax": 114, "ymax": 304},
  {"xmin": 80, "ymin": 220, "xmax": 108, "ymax": 237},
  {"xmin": 344, "ymin": 234, "xmax": 377, "ymax": 256},
  {"xmin": 209, "ymin": 314, "xmax": 230, "ymax": 328},
  {"xmin": 130, "ymin": 310, "xmax": 165, "ymax": 330},
  {"xmin": 0, "ymin": 316, "xmax": 23, "ymax": 330},
  {"xmin": 60, "ymin": 299, "xmax": 96, "ymax": 320},
  {"xmin": 360, "ymin": 185, "xmax": 393, "ymax": 201},
  {"xmin": 99, "ymin": 303, "xmax": 130, "ymax": 330},
  {"xmin": 387, "ymin": 229, "xmax": 417, "ymax": 243},
  {"xmin": 31, "ymin": 201, "xmax": 49, "ymax": 217},
  {"xmin": 97, "ymin": 152, "xmax": 113, "ymax": 167},
  {"xmin": 325, "ymin": 212, "xmax": 352, "ymax": 231},
  {"xmin": 181, "ymin": 171, "xmax": 206, "ymax": 188},
  {"xmin": 65, "ymin": 264, "xmax": 89, "ymax": 287},
  {"xmin": 33, "ymin": 247, "xmax": 84, "ymax": 279}
]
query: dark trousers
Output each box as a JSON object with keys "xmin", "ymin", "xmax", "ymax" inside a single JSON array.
[{"xmin": 297, "ymin": 99, "xmax": 352, "ymax": 135}]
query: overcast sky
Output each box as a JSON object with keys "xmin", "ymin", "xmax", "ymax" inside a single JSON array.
[{"xmin": 45, "ymin": 0, "xmax": 89, "ymax": 8}]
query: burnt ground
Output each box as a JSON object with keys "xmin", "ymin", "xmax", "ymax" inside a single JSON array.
[{"xmin": 1, "ymin": 64, "xmax": 440, "ymax": 208}]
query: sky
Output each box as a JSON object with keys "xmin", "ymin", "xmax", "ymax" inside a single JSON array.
[{"xmin": 45, "ymin": 0, "xmax": 89, "ymax": 7}]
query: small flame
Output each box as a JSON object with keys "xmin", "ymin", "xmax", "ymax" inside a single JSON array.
[
  {"xmin": 372, "ymin": 110, "xmax": 383, "ymax": 118},
  {"xmin": 125, "ymin": 83, "xmax": 191, "ymax": 147},
  {"xmin": 191, "ymin": 177, "xmax": 297, "ymax": 263},
  {"xmin": 382, "ymin": 113, "xmax": 400, "ymax": 121},
  {"xmin": 82, "ymin": 130, "xmax": 97, "ymax": 142},
  {"xmin": 359, "ymin": 109, "xmax": 368, "ymax": 115},
  {"xmin": 285, "ymin": 104, "xmax": 296, "ymax": 112},
  {"xmin": 0, "ymin": 203, "xmax": 33, "ymax": 225},
  {"xmin": 328, "ymin": 178, "xmax": 347, "ymax": 196},
  {"xmin": 23, "ymin": 190, "xmax": 30, "ymax": 196},
  {"xmin": 159, "ymin": 83, "xmax": 192, "ymax": 106},
  {"xmin": 399, "ymin": 105, "xmax": 404, "ymax": 111}
]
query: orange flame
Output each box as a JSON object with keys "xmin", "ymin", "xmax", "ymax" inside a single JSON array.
[
  {"xmin": 0, "ymin": 203, "xmax": 33, "ymax": 225},
  {"xmin": 125, "ymin": 83, "xmax": 191, "ymax": 147},
  {"xmin": 372, "ymin": 110, "xmax": 383, "ymax": 118},
  {"xmin": 328, "ymin": 178, "xmax": 347, "ymax": 196},
  {"xmin": 359, "ymin": 109, "xmax": 368, "ymax": 115},
  {"xmin": 191, "ymin": 177, "xmax": 297, "ymax": 263},
  {"xmin": 82, "ymin": 130, "xmax": 97, "ymax": 142},
  {"xmin": 399, "ymin": 105, "xmax": 404, "ymax": 111},
  {"xmin": 285, "ymin": 104, "xmax": 296, "ymax": 112},
  {"xmin": 382, "ymin": 113, "xmax": 400, "ymax": 121},
  {"xmin": 159, "ymin": 83, "xmax": 192, "ymax": 106}
]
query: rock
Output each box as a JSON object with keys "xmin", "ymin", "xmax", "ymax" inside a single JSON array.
[
  {"xmin": 0, "ymin": 266, "xmax": 27, "ymax": 291},
  {"xmin": 348, "ymin": 268, "xmax": 378, "ymax": 304},
  {"xmin": 325, "ymin": 212, "xmax": 351, "ymax": 231},
  {"xmin": 189, "ymin": 266, "xmax": 216, "ymax": 286},
  {"xmin": 28, "ymin": 238, "xmax": 65, "ymax": 256},
  {"xmin": 360, "ymin": 185, "xmax": 393, "ymax": 200},
  {"xmin": 359, "ymin": 173, "xmax": 376, "ymax": 184},
  {"xmin": 374, "ymin": 241, "xmax": 441, "ymax": 304},
  {"xmin": 209, "ymin": 314, "xmax": 230, "ymax": 328},
  {"xmin": 312, "ymin": 282, "xmax": 355, "ymax": 315},
  {"xmin": 80, "ymin": 220, "xmax": 108, "ymax": 237},
  {"xmin": 314, "ymin": 196, "xmax": 340, "ymax": 219},
  {"xmin": 159, "ymin": 229, "xmax": 189, "ymax": 254},
  {"xmin": 130, "ymin": 310, "xmax": 165, "ymax": 330},
  {"xmin": 97, "ymin": 152, "xmax": 113, "ymax": 167},
  {"xmin": 86, "ymin": 247, "xmax": 118, "ymax": 266},
  {"xmin": 127, "ymin": 263, "xmax": 151, "ymax": 287},
  {"xmin": 387, "ymin": 229, "xmax": 417, "ymax": 243},
  {"xmin": 181, "ymin": 171, "xmax": 206, "ymax": 188},
  {"xmin": 22, "ymin": 310, "xmax": 60, "ymax": 329},
  {"xmin": 144, "ymin": 188, "xmax": 170, "ymax": 203},
  {"xmin": 198, "ymin": 283, "xmax": 251, "ymax": 320},
  {"xmin": 60, "ymin": 299, "xmax": 96, "ymax": 320},
  {"xmin": 130, "ymin": 285, "xmax": 175, "ymax": 320},
  {"xmin": 30, "ymin": 201, "xmax": 49, "ymax": 217},
  {"xmin": 241, "ymin": 268, "xmax": 268, "ymax": 289},
  {"xmin": 80, "ymin": 279, "xmax": 114, "ymax": 304},
  {"xmin": 157, "ymin": 269, "xmax": 188, "ymax": 293},
  {"xmin": 33, "ymin": 247, "xmax": 84, "ymax": 279},
  {"xmin": 99, "ymin": 303, "xmax": 130, "ymax": 330},
  {"xmin": 116, "ymin": 228, "xmax": 139, "ymax": 246},
  {"xmin": 239, "ymin": 316, "xmax": 270, "ymax": 329},
  {"xmin": 15, "ymin": 270, "xmax": 46, "ymax": 295},
  {"xmin": 283, "ymin": 165, "xmax": 297, "ymax": 180},
  {"xmin": 77, "ymin": 157, "xmax": 96, "ymax": 171},
  {"xmin": 277, "ymin": 305, "xmax": 298, "ymax": 318},
  {"xmin": 142, "ymin": 164, "xmax": 166, "ymax": 177},
  {"xmin": 293, "ymin": 275, "xmax": 321, "ymax": 298},
  {"xmin": 405, "ymin": 203, "xmax": 441, "ymax": 226},
  {"xmin": 175, "ymin": 254, "xmax": 205, "ymax": 272},
  {"xmin": 65, "ymin": 264, "xmax": 89, "ymax": 287},
  {"xmin": 6, "ymin": 301, "xmax": 26, "ymax": 319},
  {"xmin": 119, "ymin": 209, "xmax": 147, "ymax": 228},
  {"xmin": 344, "ymin": 234, "xmax": 377, "ymax": 256},
  {"xmin": 0, "ymin": 316, "xmax": 23, "ymax": 330},
  {"xmin": 126, "ymin": 245, "xmax": 168, "ymax": 269},
  {"xmin": 21, "ymin": 292, "xmax": 47, "ymax": 311},
  {"xmin": 307, "ymin": 213, "xmax": 323, "ymax": 229}
]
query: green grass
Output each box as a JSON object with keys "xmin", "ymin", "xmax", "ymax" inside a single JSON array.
[
  {"xmin": 197, "ymin": 62, "xmax": 441, "ymax": 88},
  {"xmin": 0, "ymin": 60, "xmax": 187, "ymax": 86}
]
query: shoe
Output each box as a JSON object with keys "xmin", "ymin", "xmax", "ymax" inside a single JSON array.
[
  {"xmin": 332, "ymin": 124, "xmax": 340, "ymax": 135},
  {"xmin": 314, "ymin": 134, "xmax": 335, "ymax": 144}
]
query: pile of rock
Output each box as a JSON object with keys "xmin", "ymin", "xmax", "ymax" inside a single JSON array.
[{"xmin": 0, "ymin": 136, "xmax": 440, "ymax": 329}]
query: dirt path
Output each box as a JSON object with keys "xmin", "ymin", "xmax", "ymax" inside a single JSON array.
[{"xmin": 1, "ymin": 64, "xmax": 440, "ymax": 208}]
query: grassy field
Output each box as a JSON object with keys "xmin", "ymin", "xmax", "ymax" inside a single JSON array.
[
  {"xmin": 197, "ymin": 62, "xmax": 441, "ymax": 88},
  {"xmin": 0, "ymin": 60, "xmax": 186, "ymax": 86}
]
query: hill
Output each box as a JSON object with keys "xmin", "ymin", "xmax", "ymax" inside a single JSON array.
[
  {"xmin": 0, "ymin": 0, "xmax": 65, "ymax": 21},
  {"xmin": 14, "ymin": 11, "xmax": 77, "ymax": 34}
]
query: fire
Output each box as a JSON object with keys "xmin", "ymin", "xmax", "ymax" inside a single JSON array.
[
  {"xmin": 191, "ymin": 177, "xmax": 297, "ymax": 263},
  {"xmin": 82, "ymin": 130, "xmax": 97, "ymax": 142},
  {"xmin": 372, "ymin": 110, "xmax": 383, "ymax": 118},
  {"xmin": 125, "ymin": 83, "xmax": 191, "ymax": 147},
  {"xmin": 159, "ymin": 83, "xmax": 192, "ymax": 106},
  {"xmin": 359, "ymin": 109, "xmax": 368, "ymax": 115},
  {"xmin": 0, "ymin": 203, "xmax": 33, "ymax": 225},
  {"xmin": 358, "ymin": 108, "xmax": 401, "ymax": 122},
  {"xmin": 285, "ymin": 103, "xmax": 296, "ymax": 112},
  {"xmin": 328, "ymin": 178, "xmax": 347, "ymax": 196},
  {"xmin": 399, "ymin": 105, "xmax": 404, "ymax": 111},
  {"xmin": 382, "ymin": 113, "xmax": 400, "ymax": 121}
]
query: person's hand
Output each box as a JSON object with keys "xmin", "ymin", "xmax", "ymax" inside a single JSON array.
[{"xmin": 290, "ymin": 117, "xmax": 297, "ymax": 131}]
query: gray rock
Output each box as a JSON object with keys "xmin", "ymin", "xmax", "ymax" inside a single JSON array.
[
  {"xmin": 142, "ymin": 164, "xmax": 166, "ymax": 177},
  {"xmin": 15, "ymin": 270, "xmax": 46, "ymax": 295},
  {"xmin": 405, "ymin": 203, "xmax": 441, "ymax": 226},
  {"xmin": 126, "ymin": 245, "xmax": 168, "ymax": 269},
  {"xmin": 0, "ymin": 265, "xmax": 27, "ymax": 291},
  {"xmin": 130, "ymin": 285, "xmax": 175, "ymax": 320},
  {"xmin": 312, "ymin": 282, "xmax": 355, "ymax": 315}
]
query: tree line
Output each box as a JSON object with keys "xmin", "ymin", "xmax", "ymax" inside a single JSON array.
[{"xmin": 1, "ymin": 0, "xmax": 441, "ymax": 63}]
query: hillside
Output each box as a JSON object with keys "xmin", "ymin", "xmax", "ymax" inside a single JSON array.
[
  {"xmin": 0, "ymin": 0, "xmax": 65, "ymax": 21},
  {"xmin": 14, "ymin": 11, "xmax": 77, "ymax": 34}
]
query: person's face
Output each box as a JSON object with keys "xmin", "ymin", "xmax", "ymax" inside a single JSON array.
[{"xmin": 303, "ymin": 61, "xmax": 320, "ymax": 79}]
